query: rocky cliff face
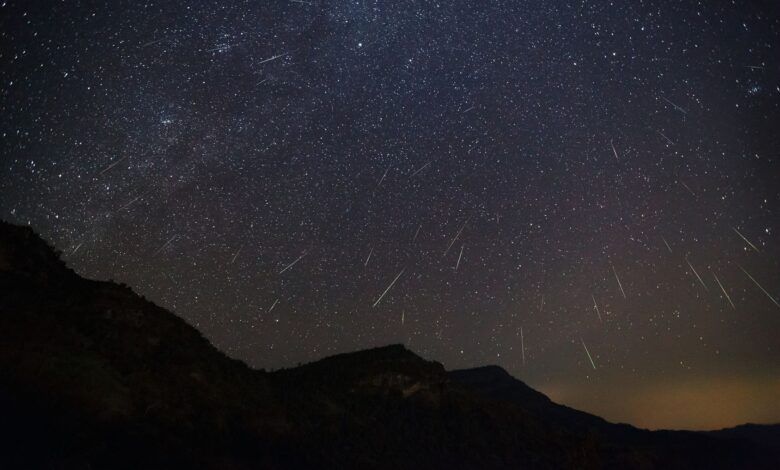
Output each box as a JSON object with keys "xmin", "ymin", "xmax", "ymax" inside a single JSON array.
[{"xmin": 0, "ymin": 221, "xmax": 777, "ymax": 469}]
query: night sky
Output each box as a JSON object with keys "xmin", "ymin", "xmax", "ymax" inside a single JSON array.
[{"xmin": 2, "ymin": 0, "xmax": 780, "ymax": 430}]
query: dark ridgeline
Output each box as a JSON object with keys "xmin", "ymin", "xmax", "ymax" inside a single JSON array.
[{"xmin": 0, "ymin": 221, "xmax": 777, "ymax": 469}]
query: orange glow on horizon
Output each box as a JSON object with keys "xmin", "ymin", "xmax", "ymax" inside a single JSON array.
[{"xmin": 540, "ymin": 373, "xmax": 780, "ymax": 430}]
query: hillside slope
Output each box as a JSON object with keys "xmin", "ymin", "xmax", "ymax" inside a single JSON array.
[{"xmin": 0, "ymin": 221, "xmax": 776, "ymax": 469}]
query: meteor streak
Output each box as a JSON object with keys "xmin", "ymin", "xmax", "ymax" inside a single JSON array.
[
  {"xmin": 581, "ymin": 338, "xmax": 597, "ymax": 369},
  {"xmin": 410, "ymin": 161, "xmax": 431, "ymax": 178},
  {"xmin": 612, "ymin": 265, "xmax": 626, "ymax": 298},
  {"xmin": 661, "ymin": 236, "xmax": 672, "ymax": 253},
  {"xmin": 661, "ymin": 95, "xmax": 688, "ymax": 114},
  {"xmin": 686, "ymin": 258, "xmax": 708, "ymax": 291},
  {"xmin": 372, "ymin": 268, "xmax": 405, "ymax": 307},
  {"xmin": 279, "ymin": 251, "xmax": 307, "ymax": 274},
  {"xmin": 230, "ymin": 245, "xmax": 243, "ymax": 264},
  {"xmin": 374, "ymin": 166, "xmax": 390, "ymax": 194},
  {"xmin": 610, "ymin": 139, "xmax": 619, "ymax": 161},
  {"xmin": 98, "ymin": 155, "xmax": 128, "ymax": 176},
  {"xmin": 412, "ymin": 224, "xmax": 422, "ymax": 242},
  {"xmin": 455, "ymin": 245, "xmax": 464, "ymax": 270},
  {"xmin": 592, "ymin": 294, "xmax": 602, "ymax": 322},
  {"xmin": 153, "ymin": 235, "xmax": 177, "ymax": 256},
  {"xmin": 733, "ymin": 227, "xmax": 760, "ymax": 253},
  {"xmin": 738, "ymin": 265, "xmax": 780, "ymax": 308},
  {"xmin": 711, "ymin": 271, "xmax": 735, "ymax": 309},
  {"xmin": 444, "ymin": 217, "xmax": 469, "ymax": 256},
  {"xmin": 257, "ymin": 52, "xmax": 288, "ymax": 65},
  {"xmin": 520, "ymin": 327, "xmax": 526, "ymax": 366}
]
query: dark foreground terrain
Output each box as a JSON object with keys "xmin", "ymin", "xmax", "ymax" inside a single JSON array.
[{"xmin": 0, "ymin": 221, "xmax": 777, "ymax": 469}]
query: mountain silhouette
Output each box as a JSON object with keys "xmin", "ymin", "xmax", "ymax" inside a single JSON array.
[{"xmin": 0, "ymin": 221, "xmax": 777, "ymax": 469}]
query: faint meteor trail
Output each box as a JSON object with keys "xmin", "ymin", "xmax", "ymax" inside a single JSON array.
[
  {"xmin": 118, "ymin": 193, "xmax": 145, "ymax": 212},
  {"xmin": 657, "ymin": 130, "xmax": 674, "ymax": 145},
  {"xmin": 444, "ymin": 217, "xmax": 469, "ymax": 256},
  {"xmin": 206, "ymin": 43, "xmax": 240, "ymax": 53},
  {"xmin": 612, "ymin": 265, "xmax": 626, "ymax": 299},
  {"xmin": 230, "ymin": 245, "xmax": 243, "ymax": 264},
  {"xmin": 592, "ymin": 294, "xmax": 602, "ymax": 322},
  {"xmin": 520, "ymin": 327, "xmax": 526, "ymax": 366},
  {"xmin": 711, "ymin": 271, "xmax": 735, "ymax": 309},
  {"xmin": 686, "ymin": 258, "xmax": 708, "ymax": 291},
  {"xmin": 372, "ymin": 268, "xmax": 405, "ymax": 307},
  {"xmin": 455, "ymin": 245, "xmax": 464, "ymax": 270},
  {"xmin": 610, "ymin": 139, "xmax": 619, "ymax": 161},
  {"xmin": 539, "ymin": 294, "xmax": 545, "ymax": 313},
  {"xmin": 267, "ymin": 298, "xmax": 279, "ymax": 313},
  {"xmin": 279, "ymin": 251, "xmax": 307, "ymax": 274},
  {"xmin": 401, "ymin": 310, "xmax": 405, "ymax": 325},
  {"xmin": 661, "ymin": 95, "xmax": 688, "ymax": 114},
  {"xmin": 153, "ymin": 235, "xmax": 177, "ymax": 256},
  {"xmin": 257, "ymin": 52, "xmax": 288, "ymax": 65},
  {"xmin": 412, "ymin": 223, "xmax": 422, "ymax": 242},
  {"xmin": 375, "ymin": 166, "xmax": 390, "ymax": 192},
  {"xmin": 98, "ymin": 155, "xmax": 128, "ymax": 176},
  {"xmin": 680, "ymin": 180, "xmax": 696, "ymax": 197},
  {"xmin": 140, "ymin": 37, "xmax": 166, "ymax": 48},
  {"xmin": 410, "ymin": 161, "xmax": 431, "ymax": 178},
  {"xmin": 733, "ymin": 227, "xmax": 760, "ymax": 253},
  {"xmin": 70, "ymin": 241, "xmax": 84, "ymax": 256},
  {"xmin": 581, "ymin": 338, "xmax": 597, "ymax": 369},
  {"xmin": 364, "ymin": 246, "xmax": 373, "ymax": 267},
  {"xmin": 738, "ymin": 265, "xmax": 780, "ymax": 308},
  {"xmin": 661, "ymin": 236, "xmax": 673, "ymax": 253}
]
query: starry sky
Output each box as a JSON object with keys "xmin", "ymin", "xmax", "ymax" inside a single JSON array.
[{"xmin": 2, "ymin": 0, "xmax": 780, "ymax": 430}]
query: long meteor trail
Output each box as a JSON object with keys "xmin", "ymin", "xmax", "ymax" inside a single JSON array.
[
  {"xmin": 444, "ymin": 217, "xmax": 469, "ymax": 256},
  {"xmin": 98, "ymin": 155, "xmax": 129, "ymax": 176},
  {"xmin": 410, "ymin": 161, "xmax": 431, "ymax": 178},
  {"xmin": 153, "ymin": 235, "xmax": 177, "ymax": 256},
  {"xmin": 581, "ymin": 338, "xmax": 597, "ymax": 369},
  {"xmin": 257, "ymin": 52, "xmax": 288, "ymax": 65},
  {"xmin": 661, "ymin": 236, "xmax": 672, "ymax": 253},
  {"xmin": 711, "ymin": 271, "xmax": 735, "ymax": 309},
  {"xmin": 661, "ymin": 95, "xmax": 688, "ymax": 114},
  {"xmin": 686, "ymin": 258, "xmax": 708, "ymax": 291},
  {"xmin": 372, "ymin": 268, "xmax": 405, "ymax": 307},
  {"xmin": 279, "ymin": 251, "xmax": 307, "ymax": 274},
  {"xmin": 592, "ymin": 294, "xmax": 602, "ymax": 322},
  {"xmin": 733, "ymin": 227, "xmax": 760, "ymax": 253},
  {"xmin": 738, "ymin": 265, "xmax": 780, "ymax": 308},
  {"xmin": 680, "ymin": 180, "xmax": 696, "ymax": 197},
  {"xmin": 612, "ymin": 265, "xmax": 626, "ymax": 299},
  {"xmin": 520, "ymin": 327, "xmax": 526, "ymax": 366}
]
